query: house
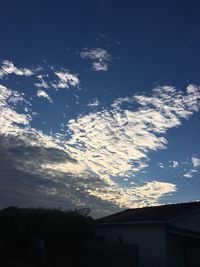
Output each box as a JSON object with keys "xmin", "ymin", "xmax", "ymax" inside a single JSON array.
[{"xmin": 95, "ymin": 202, "xmax": 200, "ymax": 267}]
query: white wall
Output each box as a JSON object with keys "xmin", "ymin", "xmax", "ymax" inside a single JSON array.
[{"xmin": 96, "ymin": 224, "xmax": 167, "ymax": 267}]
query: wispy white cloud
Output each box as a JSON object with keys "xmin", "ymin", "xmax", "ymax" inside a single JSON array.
[
  {"xmin": 183, "ymin": 172, "xmax": 193, "ymax": 178},
  {"xmin": 34, "ymin": 75, "xmax": 49, "ymax": 89},
  {"xmin": 85, "ymin": 180, "xmax": 177, "ymax": 208},
  {"xmin": 182, "ymin": 156, "xmax": 200, "ymax": 178},
  {"xmin": 37, "ymin": 90, "xmax": 52, "ymax": 103},
  {"xmin": 34, "ymin": 70, "xmax": 80, "ymax": 90},
  {"xmin": 52, "ymin": 70, "xmax": 80, "ymax": 89},
  {"xmin": 87, "ymin": 98, "xmax": 100, "ymax": 107},
  {"xmin": 192, "ymin": 157, "xmax": 200, "ymax": 168},
  {"xmin": 172, "ymin": 161, "xmax": 179, "ymax": 168},
  {"xmin": 0, "ymin": 84, "xmax": 30, "ymax": 134},
  {"xmin": 158, "ymin": 160, "xmax": 179, "ymax": 169},
  {"xmin": 158, "ymin": 162, "xmax": 164, "ymax": 168},
  {"xmin": 0, "ymin": 60, "xmax": 80, "ymax": 92},
  {"xmin": 0, "ymin": 60, "xmax": 34, "ymax": 79},
  {"xmin": 80, "ymin": 48, "xmax": 110, "ymax": 71},
  {"xmin": 92, "ymin": 62, "xmax": 108, "ymax": 71}
]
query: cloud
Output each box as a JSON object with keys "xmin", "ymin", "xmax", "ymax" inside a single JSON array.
[
  {"xmin": 92, "ymin": 62, "xmax": 108, "ymax": 71},
  {"xmin": 87, "ymin": 98, "xmax": 100, "ymax": 107},
  {"xmin": 34, "ymin": 70, "xmax": 80, "ymax": 90},
  {"xmin": 0, "ymin": 60, "xmax": 80, "ymax": 91},
  {"xmin": 158, "ymin": 162, "xmax": 164, "ymax": 168},
  {"xmin": 0, "ymin": 84, "xmax": 119, "ymax": 217},
  {"xmin": 66, "ymin": 85, "xmax": 200, "ymax": 183},
  {"xmin": 37, "ymin": 90, "xmax": 52, "ymax": 103},
  {"xmin": 192, "ymin": 157, "xmax": 200, "ymax": 168},
  {"xmin": 0, "ymin": 84, "xmax": 30, "ymax": 134},
  {"xmin": 34, "ymin": 75, "xmax": 49, "ymax": 89},
  {"xmin": 52, "ymin": 70, "xmax": 80, "ymax": 89},
  {"xmin": 183, "ymin": 156, "xmax": 200, "ymax": 178},
  {"xmin": 40, "ymin": 84, "xmax": 199, "ymax": 207},
  {"xmin": 159, "ymin": 160, "xmax": 179, "ymax": 169},
  {"xmin": 0, "ymin": 133, "xmax": 114, "ymax": 216},
  {"xmin": 172, "ymin": 161, "xmax": 179, "ymax": 168},
  {"xmin": 85, "ymin": 180, "xmax": 177, "ymax": 208},
  {"xmin": 183, "ymin": 172, "xmax": 193, "ymax": 178},
  {"xmin": 1, "ymin": 84, "xmax": 200, "ymax": 215},
  {"xmin": 80, "ymin": 48, "xmax": 110, "ymax": 71},
  {"xmin": 0, "ymin": 60, "xmax": 34, "ymax": 79}
]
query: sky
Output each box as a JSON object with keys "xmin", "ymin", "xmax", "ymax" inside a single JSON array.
[{"xmin": 0, "ymin": 0, "xmax": 200, "ymax": 218}]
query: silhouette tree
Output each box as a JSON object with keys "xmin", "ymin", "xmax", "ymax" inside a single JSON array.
[{"xmin": 0, "ymin": 207, "xmax": 94, "ymax": 266}]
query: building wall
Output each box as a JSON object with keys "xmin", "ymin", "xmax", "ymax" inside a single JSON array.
[
  {"xmin": 171, "ymin": 210, "xmax": 200, "ymax": 232},
  {"xmin": 96, "ymin": 224, "xmax": 167, "ymax": 267},
  {"xmin": 166, "ymin": 233, "xmax": 185, "ymax": 267},
  {"xmin": 166, "ymin": 210, "xmax": 200, "ymax": 267}
]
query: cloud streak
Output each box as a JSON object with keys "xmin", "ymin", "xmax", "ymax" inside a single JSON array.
[
  {"xmin": 192, "ymin": 157, "xmax": 200, "ymax": 168},
  {"xmin": 37, "ymin": 90, "xmax": 53, "ymax": 103},
  {"xmin": 34, "ymin": 75, "xmax": 49, "ymax": 89},
  {"xmin": 0, "ymin": 60, "xmax": 34, "ymax": 79},
  {"xmin": 80, "ymin": 48, "xmax": 111, "ymax": 71},
  {"xmin": 87, "ymin": 98, "xmax": 100, "ymax": 107}
]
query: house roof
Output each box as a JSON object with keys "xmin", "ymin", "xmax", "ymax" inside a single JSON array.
[{"xmin": 96, "ymin": 202, "xmax": 200, "ymax": 224}]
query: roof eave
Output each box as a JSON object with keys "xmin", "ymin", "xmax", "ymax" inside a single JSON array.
[
  {"xmin": 166, "ymin": 207, "xmax": 200, "ymax": 223},
  {"xmin": 96, "ymin": 220, "xmax": 165, "ymax": 226}
]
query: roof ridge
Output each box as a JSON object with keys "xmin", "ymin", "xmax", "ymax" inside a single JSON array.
[
  {"xmin": 96, "ymin": 201, "xmax": 200, "ymax": 223},
  {"xmin": 126, "ymin": 201, "xmax": 200, "ymax": 211}
]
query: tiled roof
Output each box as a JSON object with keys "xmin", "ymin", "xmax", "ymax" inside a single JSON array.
[{"xmin": 96, "ymin": 202, "xmax": 200, "ymax": 223}]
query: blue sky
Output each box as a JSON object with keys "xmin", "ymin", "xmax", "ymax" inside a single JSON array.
[{"xmin": 0, "ymin": 0, "xmax": 200, "ymax": 217}]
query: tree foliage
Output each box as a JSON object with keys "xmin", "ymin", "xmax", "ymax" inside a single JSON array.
[{"xmin": 0, "ymin": 207, "xmax": 94, "ymax": 241}]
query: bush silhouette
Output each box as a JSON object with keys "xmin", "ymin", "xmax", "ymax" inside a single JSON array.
[
  {"xmin": 0, "ymin": 207, "xmax": 94, "ymax": 266},
  {"xmin": 0, "ymin": 207, "xmax": 94, "ymax": 241}
]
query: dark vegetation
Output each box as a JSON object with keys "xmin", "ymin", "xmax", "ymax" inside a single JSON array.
[{"xmin": 0, "ymin": 207, "xmax": 94, "ymax": 267}]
